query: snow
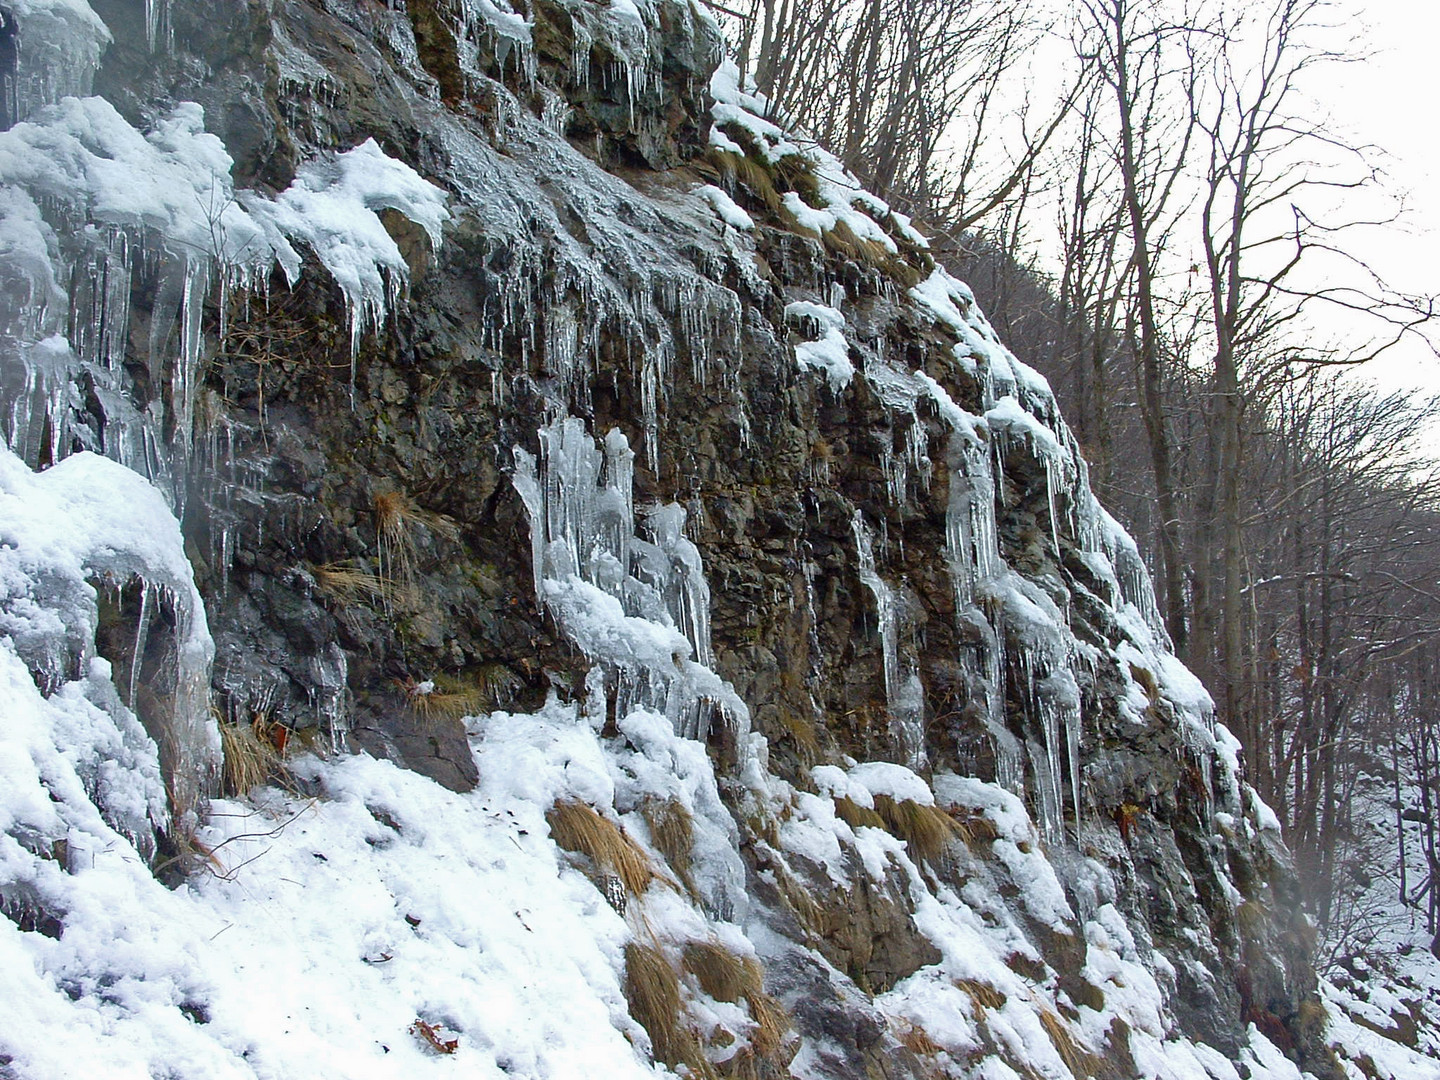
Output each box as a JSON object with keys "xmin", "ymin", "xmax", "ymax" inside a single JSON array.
[
  {"xmin": 708, "ymin": 60, "xmax": 909, "ymax": 258},
  {"xmin": 695, "ymin": 183, "xmax": 754, "ymax": 230},
  {"xmin": 243, "ymin": 139, "xmax": 450, "ymax": 354},
  {"xmin": 985, "ymin": 394, "xmax": 1064, "ymax": 461},
  {"xmin": 1, "ymin": 3, "xmax": 1431, "ymax": 1077},
  {"xmin": 847, "ymin": 762, "xmax": 935, "ymax": 807},
  {"xmin": 784, "ymin": 301, "xmax": 854, "ymax": 390},
  {"xmin": 0, "ymin": 442, "xmax": 217, "ymax": 825}
]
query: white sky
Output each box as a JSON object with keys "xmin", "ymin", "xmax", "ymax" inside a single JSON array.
[{"xmin": 1295, "ymin": 1, "xmax": 1440, "ymax": 399}]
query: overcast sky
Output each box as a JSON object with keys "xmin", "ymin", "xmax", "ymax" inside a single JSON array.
[{"xmin": 1315, "ymin": 2, "xmax": 1440, "ymax": 398}]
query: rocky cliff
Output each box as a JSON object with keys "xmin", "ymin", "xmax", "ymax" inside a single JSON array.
[{"xmin": 0, "ymin": 1, "xmax": 1416, "ymax": 1077}]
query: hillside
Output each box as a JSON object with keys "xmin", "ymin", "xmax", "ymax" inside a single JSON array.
[{"xmin": 0, "ymin": 1, "xmax": 1436, "ymax": 1077}]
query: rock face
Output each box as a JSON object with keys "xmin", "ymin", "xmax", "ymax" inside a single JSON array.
[{"xmin": 0, "ymin": 0, "xmax": 1337, "ymax": 1076}]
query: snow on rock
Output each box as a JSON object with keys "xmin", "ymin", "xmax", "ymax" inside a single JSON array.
[
  {"xmin": 243, "ymin": 138, "xmax": 450, "ymax": 354},
  {"xmin": 784, "ymin": 301, "xmax": 854, "ymax": 390},
  {"xmin": 0, "ymin": 441, "xmax": 217, "ymax": 826},
  {"xmin": 847, "ymin": 761, "xmax": 935, "ymax": 807},
  {"xmin": 696, "ymin": 183, "xmax": 754, "ymax": 230},
  {"xmin": 708, "ymin": 60, "xmax": 918, "ymax": 256},
  {"xmin": 0, "ymin": 734, "xmax": 662, "ymax": 1079},
  {"xmin": 0, "ymin": 96, "xmax": 447, "ymax": 482}
]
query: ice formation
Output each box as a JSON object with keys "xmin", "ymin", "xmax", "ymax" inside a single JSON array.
[
  {"xmin": 852, "ymin": 510, "xmax": 926, "ymax": 771},
  {"xmin": 0, "ymin": 83, "xmax": 448, "ymax": 505},
  {"xmin": 0, "ymin": 439, "xmax": 217, "ymax": 836},
  {"xmin": 513, "ymin": 413, "xmax": 749, "ymax": 748},
  {"xmin": 2, "ymin": 2, "xmax": 1426, "ymax": 1077}
]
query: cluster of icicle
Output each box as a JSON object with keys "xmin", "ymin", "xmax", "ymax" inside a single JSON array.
[
  {"xmin": 512, "ymin": 413, "xmax": 751, "ymax": 755},
  {"xmin": 829, "ymin": 265, "xmax": 1183, "ymax": 842},
  {"xmin": 0, "ymin": 0, "xmax": 449, "ymax": 516},
  {"xmin": 704, "ymin": 51, "xmax": 1187, "ymax": 839}
]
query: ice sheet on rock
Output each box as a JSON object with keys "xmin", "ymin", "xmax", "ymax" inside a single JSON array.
[
  {"xmin": 985, "ymin": 394, "xmax": 1064, "ymax": 463},
  {"xmin": 5, "ymin": 0, "xmax": 110, "ymax": 126},
  {"xmin": 454, "ymin": 0, "xmax": 535, "ymax": 85},
  {"xmin": 0, "ymin": 98, "xmax": 448, "ymax": 509},
  {"xmin": 852, "ymin": 511, "xmax": 925, "ymax": 770},
  {"xmin": 983, "ymin": 571, "xmax": 1086, "ymax": 841}
]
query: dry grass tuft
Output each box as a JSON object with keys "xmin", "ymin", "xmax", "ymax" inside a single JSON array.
[
  {"xmin": 708, "ymin": 147, "xmax": 783, "ymax": 217},
  {"xmin": 946, "ymin": 806, "xmax": 999, "ymax": 847},
  {"xmin": 1038, "ymin": 1008, "xmax": 1106, "ymax": 1080},
  {"xmin": 896, "ymin": 1020, "xmax": 946, "ymax": 1058},
  {"xmin": 682, "ymin": 940, "xmax": 791, "ymax": 1067},
  {"xmin": 683, "ymin": 940, "xmax": 754, "ymax": 1003},
  {"xmin": 642, "ymin": 797, "xmax": 695, "ymax": 893},
  {"xmin": 873, "ymin": 794, "xmax": 959, "ymax": 864},
  {"xmin": 953, "ymin": 978, "xmax": 1007, "ymax": 1013},
  {"xmin": 400, "ymin": 674, "xmax": 491, "ymax": 721},
  {"xmin": 373, "ymin": 489, "xmax": 459, "ymax": 599},
  {"xmin": 771, "ymin": 857, "xmax": 826, "ymax": 933},
  {"xmin": 833, "ymin": 795, "xmax": 887, "ymax": 831},
  {"xmin": 547, "ymin": 799, "xmax": 655, "ymax": 898},
  {"xmin": 1236, "ymin": 898, "xmax": 1267, "ymax": 933},
  {"xmin": 219, "ymin": 717, "xmax": 284, "ymax": 796},
  {"xmin": 625, "ymin": 942, "xmax": 684, "ymax": 1062},
  {"xmin": 745, "ymin": 985, "xmax": 791, "ymax": 1058},
  {"xmin": 313, "ymin": 561, "xmax": 390, "ymax": 607},
  {"xmin": 778, "ymin": 709, "xmax": 821, "ymax": 762},
  {"xmin": 624, "ymin": 942, "xmax": 718, "ymax": 1079}
]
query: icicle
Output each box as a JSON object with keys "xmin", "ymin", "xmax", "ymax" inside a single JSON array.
[
  {"xmin": 145, "ymin": 0, "xmax": 172, "ymax": 52},
  {"xmin": 853, "ymin": 511, "xmax": 925, "ymax": 770},
  {"xmin": 309, "ymin": 644, "xmax": 349, "ymax": 753},
  {"xmin": 647, "ymin": 503, "xmax": 713, "ymax": 669},
  {"xmin": 511, "ymin": 413, "xmax": 749, "ymax": 757},
  {"xmin": 127, "ymin": 582, "xmax": 154, "ymax": 712},
  {"xmin": 1045, "ymin": 457, "xmax": 1062, "ymax": 556}
]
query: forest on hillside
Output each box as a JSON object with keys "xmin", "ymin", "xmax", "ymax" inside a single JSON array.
[{"xmin": 710, "ymin": 0, "xmax": 1440, "ymax": 963}]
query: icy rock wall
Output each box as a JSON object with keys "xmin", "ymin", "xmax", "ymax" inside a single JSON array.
[
  {"xmin": 0, "ymin": 0, "xmax": 1351, "ymax": 1075},
  {"xmin": 512, "ymin": 411, "xmax": 749, "ymax": 750}
]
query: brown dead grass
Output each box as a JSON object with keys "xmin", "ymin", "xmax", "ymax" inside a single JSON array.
[
  {"xmin": 547, "ymin": 800, "xmax": 655, "ymax": 898},
  {"xmin": 219, "ymin": 717, "xmax": 285, "ymax": 796},
  {"xmin": 833, "ymin": 794, "xmax": 887, "ymax": 831},
  {"xmin": 779, "ymin": 709, "xmax": 821, "ymax": 763},
  {"xmin": 625, "ymin": 942, "xmax": 718, "ymax": 1079},
  {"xmin": 873, "ymin": 793, "xmax": 959, "ymax": 864},
  {"xmin": 373, "ymin": 489, "xmax": 459, "ymax": 599},
  {"xmin": 683, "ymin": 940, "xmax": 754, "ymax": 1003},
  {"xmin": 896, "ymin": 1020, "xmax": 946, "ymax": 1058},
  {"xmin": 642, "ymin": 797, "xmax": 695, "ymax": 893},
  {"xmin": 401, "ymin": 674, "xmax": 490, "ymax": 722},
  {"xmin": 708, "ymin": 148, "xmax": 783, "ymax": 217},
  {"xmin": 313, "ymin": 562, "xmax": 390, "ymax": 607},
  {"xmin": 1038, "ymin": 1008, "xmax": 1107, "ymax": 1080},
  {"xmin": 682, "ymin": 939, "xmax": 791, "ymax": 1066},
  {"xmin": 954, "ymin": 977, "xmax": 1007, "ymax": 1013}
]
